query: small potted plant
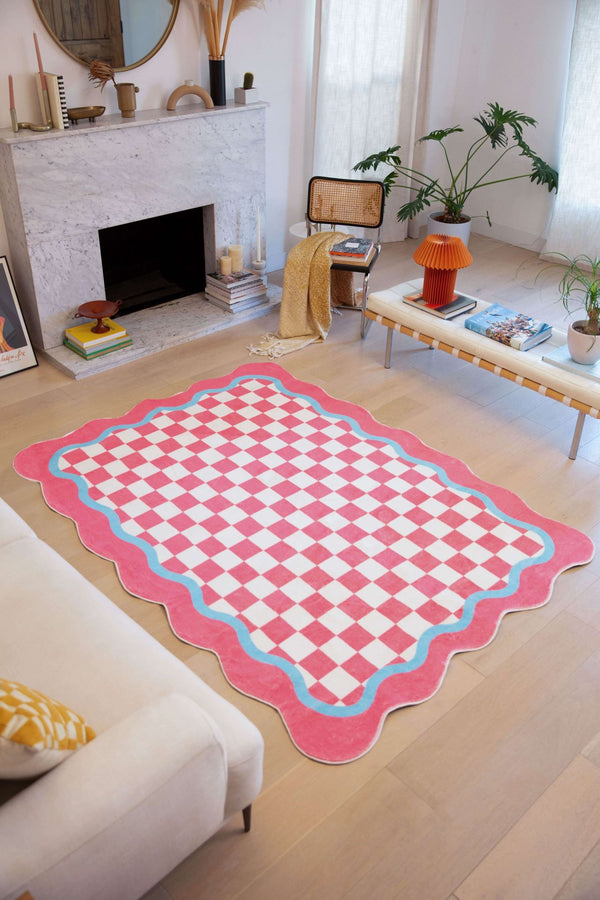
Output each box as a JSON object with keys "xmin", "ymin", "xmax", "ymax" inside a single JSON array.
[
  {"xmin": 545, "ymin": 253, "xmax": 600, "ymax": 365},
  {"xmin": 353, "ymin": 101, "xmax": 558, "ymax": 243},
  {"xmin": 234, "ymin": 72, "xmax": 258, "ymax": 105}
]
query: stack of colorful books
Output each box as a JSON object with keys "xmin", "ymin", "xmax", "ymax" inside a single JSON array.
[
  {"xmin": 63, "ymin": 318, "xmax": 132, "ymax": 359},
  {"xmin": 204, "ymin": 270, "xmax": 268, "ymax": 313}
]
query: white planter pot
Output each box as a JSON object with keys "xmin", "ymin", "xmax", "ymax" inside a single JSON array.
[
  {"xmin": 567, "ymin": 321, "xmax": 600, "ymax": 365},
  {"xmin": 234, "ymin": 87, "xmax": 259, "ymax": 104},
  {"xmin": 427, "ymin": 212, "xmax": 471, "ymax": 246}
]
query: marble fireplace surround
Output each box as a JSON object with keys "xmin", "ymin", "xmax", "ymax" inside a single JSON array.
[{"xmin": 0, "ymin": 103, "xmax": 275, "ymax": 372}]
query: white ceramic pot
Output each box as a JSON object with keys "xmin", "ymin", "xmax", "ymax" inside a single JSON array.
[
  {"xmin": 427, "ymin": 212, "xmax": 472, "ymax": 246},
  {"xmin": 567, "ymin": 321, "xmax": 600, "ymax": 365}
]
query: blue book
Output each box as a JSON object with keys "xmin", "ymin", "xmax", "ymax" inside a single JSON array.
[{"xmin": 465, "ymin": 303, "xmax": 552, "ymax": 351}]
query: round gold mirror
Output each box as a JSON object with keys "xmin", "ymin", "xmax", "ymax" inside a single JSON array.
[{"xmin": 32, "ymin": 0, "xmax": 180, "ymax": 71}]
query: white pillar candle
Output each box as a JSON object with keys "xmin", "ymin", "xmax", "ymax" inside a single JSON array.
[
  {"xmin": 220, "ymin": 255, "xmax": 232, "ymax": 275},
  {"xmin": 229, "ymin": 244, "xmax": 243, "ymax": 272},
  {"xmin": 256, "ymin": 208, "xmax": 261, "ymax": 262}
]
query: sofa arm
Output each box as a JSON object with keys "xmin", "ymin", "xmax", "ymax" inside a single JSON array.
[{"xmin": 0, "ymin": 693, "xmax": 229, "ymax": 900}]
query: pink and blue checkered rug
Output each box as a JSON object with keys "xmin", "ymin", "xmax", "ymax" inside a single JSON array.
[{"xmin": 14, "ymin": 364, "xmax": 594, "ymax": 762}]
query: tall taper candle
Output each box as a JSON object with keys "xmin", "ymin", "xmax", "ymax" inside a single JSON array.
[
  {"xmin": 9, "ymin": 75, "xmax": 17, "ymax": 132},
  {"xmin": 33, "ymin": 33, "xmax": 47, "ymax": 90},
  {"xmin": 256, "ymin": 209, "xmax": 261, "ymax": 262}
]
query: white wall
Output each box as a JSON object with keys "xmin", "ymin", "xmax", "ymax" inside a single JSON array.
[
  {"xmin": 0, "ymin": 0, "xmax": 577, "ymax": 274},
  {"xmin": 0, "ymin": 0, "xmax": 316, "ymax": 273}
]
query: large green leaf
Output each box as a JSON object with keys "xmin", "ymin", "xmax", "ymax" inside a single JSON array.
[
  {"xmin": 353, "ymin": 146, "xmax": 402, "ymax": 174},
  {"xmin": 516, "ymin": 137, "xmax": 559, "ymax": 191},
  {"xmin": 418, "ymin": 126, "xmax": 463, "ymax": 144},
  {"xmin": 396, "ymin": 183, "xmax": 440, "ymax": 221},
  {"xmin": 474, "ymin": 102, "xmax": 537, "ymax": 148},
  {"xmin": 527, "ymin": 154, "xmax": 559, "ymax": 192}
]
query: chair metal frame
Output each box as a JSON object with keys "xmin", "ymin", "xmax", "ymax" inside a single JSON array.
[{"xmin": 305, "ymin": 176, "xmax": 385, "ymax": 336}]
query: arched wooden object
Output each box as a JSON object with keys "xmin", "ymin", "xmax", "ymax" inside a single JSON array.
[{"xmin": 166, "ymin": 85, "xmax": 214, "ymax": 110}]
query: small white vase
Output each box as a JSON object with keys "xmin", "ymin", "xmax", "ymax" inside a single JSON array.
[
  {"xmin": 427, "ymin": 212, "xmax": 472, "ymax": 246},
  {"xmin": 567, "ymin": 321, "xmax": 600, "ymax": 365}
]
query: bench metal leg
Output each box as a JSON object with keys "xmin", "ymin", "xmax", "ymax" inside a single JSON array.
[
  {"xmin": 569, "ymin": 409, "xmax": 586, "ymax": 460},
  {"xmin": 384, "ymin": 327, "xmax": 394, "ymax": 368},
  {"xmin": 361, "ymin": 312, "xmax": 372, "ymax": 338},
  {"xmin": 360, "ymin": 272, "xmax": 372, "ymax": 338}
]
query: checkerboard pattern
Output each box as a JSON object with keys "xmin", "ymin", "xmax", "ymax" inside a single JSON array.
[
  {"xmin": 15, "ymin": 364, "xmax": 594, "ymax": 761},
  {"xmin": 56, "ymin": 376, "xmax": 545, "ymax": 708}
]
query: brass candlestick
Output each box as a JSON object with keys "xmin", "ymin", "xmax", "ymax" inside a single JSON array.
[{"xmin": 11, "ymin": 87, "xmax": 52, "ymax": 133}]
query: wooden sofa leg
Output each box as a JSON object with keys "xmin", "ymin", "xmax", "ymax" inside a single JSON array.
[{"xmin": 242, "ymin": 804, "xmax": 252, "ymax": 833}]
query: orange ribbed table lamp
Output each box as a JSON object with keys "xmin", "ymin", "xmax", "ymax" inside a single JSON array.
[{"xmin": 413, "ymin": 234, "xmax": 473, "ymax": 307}]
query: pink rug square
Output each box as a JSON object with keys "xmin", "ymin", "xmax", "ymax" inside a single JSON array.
[{"xmin": 14, "ymin": 363, "xmax": 594, "ymax": 762}]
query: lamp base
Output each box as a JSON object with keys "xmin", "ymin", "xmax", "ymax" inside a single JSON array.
[{"xmin": 422, "ymin": 268, "xmax": 458, "ymax": 307}]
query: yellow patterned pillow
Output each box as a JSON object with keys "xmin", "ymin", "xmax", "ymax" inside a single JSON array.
[{"xmin": 0, "ymin": 678, "xmax": 96, "ymax": 779}]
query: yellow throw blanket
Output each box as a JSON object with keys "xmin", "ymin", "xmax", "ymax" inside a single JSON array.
[{"xmin": 248, "ymin": 231, "xmax": 353, "ymax": 358}]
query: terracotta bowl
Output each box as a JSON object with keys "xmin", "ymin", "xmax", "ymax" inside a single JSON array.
[{"xmin": 74, "ymin": 300, "xmax": 121, "ymax": 333}]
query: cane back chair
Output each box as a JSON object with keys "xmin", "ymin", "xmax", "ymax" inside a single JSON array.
[{"xmin": 306, "ymin": 176, "xmax": 385, "ymax": 336}]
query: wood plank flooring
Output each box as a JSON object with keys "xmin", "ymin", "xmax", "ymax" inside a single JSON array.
[{"xmin": 2, "ymin": 234, "xmax": 600, "ymax": 899}]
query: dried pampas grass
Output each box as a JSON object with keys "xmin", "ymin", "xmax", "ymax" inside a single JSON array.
[
  {"xmin": 197, "ymin": 0, "xmax": 265, "ymax": 58},
  {"xmin": 88, "ymin": 60, "xmax": 118, "ymax": 91},
  {"xmin": 197, "ymin": 0, "xmax": 219, "ymax": 57}
]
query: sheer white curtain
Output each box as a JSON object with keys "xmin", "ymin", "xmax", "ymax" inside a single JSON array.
[
  {"xmin": 544, "ymin": 0, "xmax": 600, "ymax": 257},
  {"xmin": 312, "ymin": 0, "xmax": 432, "ymax": 241}
]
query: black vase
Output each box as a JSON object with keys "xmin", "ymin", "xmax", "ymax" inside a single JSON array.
[{"xmin": 209, "ymin": 58, "xmax": 226, "ymax": 107}]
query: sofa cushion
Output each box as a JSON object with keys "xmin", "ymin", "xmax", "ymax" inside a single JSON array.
[{"xmin": 0, "ymin": 678, "xmax": 96, "ymax": 779}]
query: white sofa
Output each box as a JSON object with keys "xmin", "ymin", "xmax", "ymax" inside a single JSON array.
[{"xmin": 0, "ymin": 497, "xmax": 264, "ymax": 900}]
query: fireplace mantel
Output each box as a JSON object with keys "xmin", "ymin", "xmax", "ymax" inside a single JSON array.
[{"xmin": 0, "ymin": 103, "xmax": 268, "ymax": 353}]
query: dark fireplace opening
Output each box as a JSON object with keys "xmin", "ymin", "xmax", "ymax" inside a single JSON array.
[{"xmin": 99, "ymin": 208, "xmax": 206, "ymax": 315}]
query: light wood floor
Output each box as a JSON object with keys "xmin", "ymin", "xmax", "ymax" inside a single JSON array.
[{"xmin": 3, "ymin": 234, "xmax": 600, "ymax": 900}]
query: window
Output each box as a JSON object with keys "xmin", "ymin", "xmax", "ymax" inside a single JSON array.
[
  {"xmin": 544, "ymin": 0, "xmax": 600, "ymax": 257},
  {"xmin": 313, "ymin": 0, "xmax": 432, "ymax": 240}
]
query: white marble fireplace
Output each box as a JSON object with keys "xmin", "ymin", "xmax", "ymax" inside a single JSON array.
[{"xmin": 0, "ymin": 103, "xmax": 277, "ymax": 375}]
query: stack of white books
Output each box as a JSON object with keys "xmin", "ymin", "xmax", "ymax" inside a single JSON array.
[{"xmin": 204, "ymin": 270, "xmax": 268, "ymax": 313}]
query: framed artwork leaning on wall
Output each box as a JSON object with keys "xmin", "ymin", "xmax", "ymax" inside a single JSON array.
[{"xmin": 0, "ymin": 256, "xmax": 38, "ymax": 378}]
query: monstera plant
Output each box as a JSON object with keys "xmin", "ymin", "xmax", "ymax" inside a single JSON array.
[{"xmin": 353, "ymin": 101, "xmax": 559, "ymax": 227}]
